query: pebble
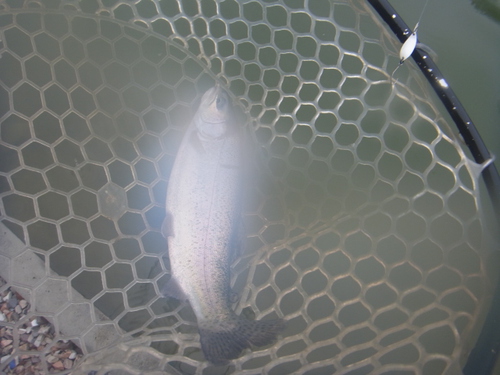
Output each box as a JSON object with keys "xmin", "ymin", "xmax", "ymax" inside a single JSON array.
[
  {"xmin": 0, "ymin": 288, "xmax": 83, "ymax": 373},
  {"xmin": 3, "ymin": 291, "xmax": 11, "ymax": 302},
  {"xmin": 38, "ymin": 325, "xmax": 50, "ymax": 335},
  {"xmin": 9, "ymin": 357, "xmax": 18, "ymax": 368},
  {"xmin": 33, "ymin": 334, "xmax": 44, "ymax": 348},
  {"xmin": 2, "ymin": 330, "xmax": 12, "ymax": 340},
  {"xmin": 63, "ymin": 358, "xmax": 73, "ymax": 369},
  {"xmin": 52, "ymin": 360, "xmax": 65, "ymax": 371},
  {"xmin": 46, "ymin": 354, "xmax": 58, "ymax": 364},
  {"xmin": 7, "ymin": 297, "xmax": 18, "ymax": 309},
  {"xmin": 55, "ymin": 341, "xmax": 71, "ymax": 351}
]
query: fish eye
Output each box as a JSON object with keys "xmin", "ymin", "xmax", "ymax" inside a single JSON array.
[{"xmin": 216, "ymin": 95, "xmax": 227, "ymax": 110}]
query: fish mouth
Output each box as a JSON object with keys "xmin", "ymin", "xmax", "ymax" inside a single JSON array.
[
  {"xmin": 199, "ymin": 85, "xmax": 230, "ymax": 125},
  {"xmin": 200, "ymin": 84, "xmax": 222, "ymax": 106},
  {"xmin": 207, "ymin": 84, "xmax": 228, "ymax": 112}
]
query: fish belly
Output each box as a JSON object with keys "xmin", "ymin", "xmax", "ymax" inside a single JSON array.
[{"xmin": 166, "ymin": 128, "xmax": 240, "ymax": 319}]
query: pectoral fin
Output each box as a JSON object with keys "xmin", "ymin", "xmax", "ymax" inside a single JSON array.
[
  {"xmin": 189, "ymin": 130, "xmax": 206, "ymax": 153},
  {"xmin": 161, "ymin": 276, "xmax": 187, "ymax": 300},
  {"xmin": 228, "ymin": 218, "xmax": 245, "ymax": 262},
  {"xmin": 161, "ymin": 210, "xmax": 174, "ymax": 238}
]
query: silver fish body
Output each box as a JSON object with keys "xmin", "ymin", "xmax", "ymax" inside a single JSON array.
[{"xmin": 163, "ymin": 86, "xmax": 284, "ymax": 365}]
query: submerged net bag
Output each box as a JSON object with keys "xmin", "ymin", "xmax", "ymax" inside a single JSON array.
[{"xmin": 0, "ymin": 0, "xmax": 498, "ymax": 374}]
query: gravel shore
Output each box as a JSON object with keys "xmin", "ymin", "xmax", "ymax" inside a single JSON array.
[{"xmin": 0, "ymin": 282, "xmax": 83, "ymax": 374}]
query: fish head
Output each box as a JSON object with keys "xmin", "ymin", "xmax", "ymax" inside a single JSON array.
[{"xmin": 196, "ymin": 86, "xmax": 231, "ymax": 139}]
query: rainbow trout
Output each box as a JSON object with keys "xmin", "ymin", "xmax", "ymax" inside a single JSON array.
[{"xmin": 162, "ymin": 86, "xmax": 285, "ymax": 365}]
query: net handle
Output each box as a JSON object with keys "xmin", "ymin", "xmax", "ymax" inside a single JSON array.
[{"xmin": 368, "ymin": 1, "xmax": 500, "ymax": 374}]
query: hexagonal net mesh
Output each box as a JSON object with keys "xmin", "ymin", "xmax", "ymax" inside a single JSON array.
[{"xmin": 0, "ymin": 0, "xmax": 498, "ymax": 374}]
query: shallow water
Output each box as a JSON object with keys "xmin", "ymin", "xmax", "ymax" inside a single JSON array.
[{"xmin": 392, "ymin": 0, "xmax": 500, "ymax": 161}]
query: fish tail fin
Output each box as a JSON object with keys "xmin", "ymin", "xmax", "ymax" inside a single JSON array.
[{"xmin": 198, "ymin": 315, "xmax": 286, "ymax": 365}]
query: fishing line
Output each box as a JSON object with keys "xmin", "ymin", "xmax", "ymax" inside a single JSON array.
[{"xmin": 390, "ymin": 0, "xmax": 431, "ymax": 84}]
